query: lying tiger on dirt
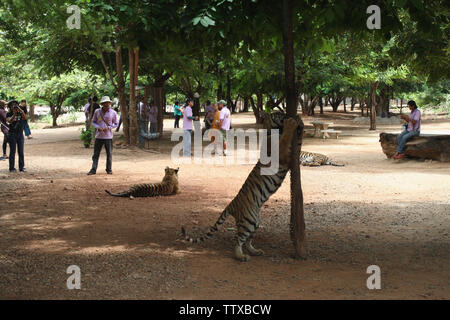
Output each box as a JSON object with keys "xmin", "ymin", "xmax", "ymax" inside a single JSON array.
[
  {"xmin": 182, "ymin": 112, "xmax": 303, "ymax": 262},
  {"xmin": 299, "ymin": 151, "xmax": 344, "ymax": 167},
  {"xmin": 105, "ymin": 167, "xmax": 179, "ymax": 198}
]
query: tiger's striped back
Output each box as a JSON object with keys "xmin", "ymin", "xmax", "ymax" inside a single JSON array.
[
  {"xmin": 299, "ymin": 151, "xmax": 344, "ymax": 167},
  {"xmin": 128, "ymin": 182, "xmax": 175, "ymax": 197},
  {"xmin": 105, "ymin": 167, "xmax": 180, "ymax": 198}
]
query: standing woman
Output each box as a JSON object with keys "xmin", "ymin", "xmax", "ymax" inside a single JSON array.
[
  {"xmin": 6, "ymin": 100, "xmax": 27, "ymax": 172},
  {"xmin": 19, "ymin": 100, "xmax": 32, "ymax": 139},
  {"xmin": 173, "ymin": 101, "xmax": 181, "ymax": 128}
]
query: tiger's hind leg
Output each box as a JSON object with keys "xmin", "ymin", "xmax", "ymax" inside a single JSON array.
[
  {"xmin": 234, "ymin": 223, "xmax": 258, "ymax": 262},
  {"xmin": 245, "ymin": 237, "xmax": 264, "ymax": 256},
  {"xmin": 303, "ymin": 160, "xmax": 320, "ymax": 167}
]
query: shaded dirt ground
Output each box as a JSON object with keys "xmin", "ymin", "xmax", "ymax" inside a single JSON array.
[{"xmin": 0, "ymin": 110, "xmax": 449, "ymax": 299}]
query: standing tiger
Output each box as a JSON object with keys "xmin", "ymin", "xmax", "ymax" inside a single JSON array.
[
  {"xmin": 299, "ymin": 151, "xmax": 344, "ymax": 167},
  {"xmin": 182, "ymin": 112, "xmax": 302, "ymax": 262},
  {"xmin": 105, "ymin": 167, "xmax": 179, "ymax": 198}
]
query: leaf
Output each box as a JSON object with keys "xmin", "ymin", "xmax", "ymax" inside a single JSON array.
[
  {"xmin": 255, "ymin": 70, "xmax": 262, "ymax": 83},
  {"xmin": 102, "ymin": 4, "xmax": 114, "ymax": 11},
  {"xmin": 192, "ymin": 17, "xmax": 201, "ymax": 25},
  {"xmin": 200, "ymin": 18, "xmax": 209, "ymax": 27},
  {"xmin": 203, "ymin": 16, "xmax": 216, "ymax": 26}
]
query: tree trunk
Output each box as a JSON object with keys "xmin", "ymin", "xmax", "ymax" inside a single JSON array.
[
  {"xmin": 251, "ymin": 93, "xmax": 265, "ymax": 124},
  {"xmin": 243, "ymin": 97, "xmax": 249, "ymax": 112},
  {"xmin": 226, "ymin": 74, "xmax": 232, "ymax": 112},
  {"xmin": 370, "ymin": 82, "xmax": 378, "ymax": 130},
  {"xmin": 343, "ymin": 97, "xmax": 347, "ymax": 112},
  {"xmin": 217, "ymin": 83, "xmax": 224, "ymax": 101},
  {"xmin": 351, "ymin": 97, "xmax": 355, "ymax": 111},
  {"xmin": 115, "ymin": 45, "xmax": 129, "ymax": 144},
  {"xmin": 153, "ymin": 86, "xmax": 164, "ymax": 134},
  {"xmin": 50, "ymin": 103, "xmax": 59, "ymax": 127},
  {"xmin": 329, "ymin": 95, "xmax": 343, "ymax": 112},
  {"xmin": 385, "ymin": 86, "xmax": 391, "ymax": 116},
  {"xmin": 378, "ymin": 85, "xmax": 390, "ymax": 117},
  {"xmin": 300, "ymin": 95, "xmax": 318, "ymax": 116},
  {"xmin": 361, "ymin": 98, "xmax": 364, "ymax": 116},
  {"xmin": 379, "ymin": 133, "xmax": 450, "ymax": 162},
  {"xmin": 144, "ymin": 84, "xmax": 151, "ymax": 106},
  {"xmin": 128, "ymin": 47, "xmax": 139, "ymax": 145},
  {"xmin": 319, "ymin": 96, "xmax": 324, "ymax": 114},
  {"xmin": 152, "ymin": 73, "xmax": 171, "ymax": 135},
  {"xmin": 29, "ymin": 104, "xmax": 35, "ymax": 122},
  {"xmin": 283, "ymin": 0, "xmax": 306, "ymax": 259}
]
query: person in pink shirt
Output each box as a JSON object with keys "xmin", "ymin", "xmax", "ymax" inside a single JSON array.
[
  {"xmin": 88, "ymin": 96, "xmax": 118, "ymax": 175},
  {"xmin": 393, "ymin": 100, "xmax": 421, "ymax": 160}
]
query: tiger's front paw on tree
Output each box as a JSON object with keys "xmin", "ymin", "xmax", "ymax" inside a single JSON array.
[{"xmin": 283, "ymin": 118, "xmax": 299, "ymax": 133}]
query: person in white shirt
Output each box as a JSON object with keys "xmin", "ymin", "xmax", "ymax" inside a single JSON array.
[{"xmin": 218, "ymin": 100, "xmax": 231, "ymax": 156}]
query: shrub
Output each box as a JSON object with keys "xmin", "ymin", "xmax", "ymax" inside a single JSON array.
[{"xmin": 79, "ymin": 127, "xmax": 94, "ymax": 148}]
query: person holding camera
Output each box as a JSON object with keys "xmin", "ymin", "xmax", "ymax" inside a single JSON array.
[
  {"xmin": 0, "ymin": 100, "xmax": 9, "ymax": 160},
  {"xmin": 19, "ymin": 100, "xmax": 32, "ymax": 139},
  {"xmin": 87, "ymin": 96, "xmax": 118, "ymax": 175},
  {"xmin": 6, "ymin": 100, "xmax": 27, "ymax": 172}
]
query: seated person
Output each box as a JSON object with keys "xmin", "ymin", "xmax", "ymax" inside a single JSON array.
[{"xmin": 393, "ymin": 100, "xmax": 421, "ymax": 159}]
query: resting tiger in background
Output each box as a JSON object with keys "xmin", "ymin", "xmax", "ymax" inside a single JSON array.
[
  {"xmin": 182, "ymin": 112, "xmax": 302, "ymax": 262},
  {"xmin": 105, "ymin": 167, "xmax": 179, "ymax": 198},
  {"xmin": 299, "ymin": 151, "xmax": 344, "ymax": 167}
]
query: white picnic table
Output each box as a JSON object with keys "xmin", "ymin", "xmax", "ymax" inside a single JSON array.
[{"xmin": 312, "ymin": 121, "xmax": 334, "ymax": 138}]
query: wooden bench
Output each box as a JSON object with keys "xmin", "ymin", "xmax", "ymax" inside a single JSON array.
[{"xmin": 321, "ymin": 129, "xmax": 342, "ymax": 139}]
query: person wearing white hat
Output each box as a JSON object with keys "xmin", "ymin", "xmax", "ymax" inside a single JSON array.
[{"xmin": 87, "ymin": 96, "xmax": 118, "ymax": 175}]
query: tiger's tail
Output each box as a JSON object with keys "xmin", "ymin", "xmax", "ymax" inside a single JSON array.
[
  {"xmin": 105, "ymin": 190, "xmax": 131, "ymax": 197},
  {"xmin": 330, "ymin": 161, "xmax": 345, "ymax": 167},
  {"xmin": 181, "ymin": 209, "xmax": 230, "ymax": 243}
]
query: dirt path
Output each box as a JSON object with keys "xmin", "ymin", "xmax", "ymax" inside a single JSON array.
[{"xmin": 0, "ymin": 112, "xmax": 449, "ymax": 299}]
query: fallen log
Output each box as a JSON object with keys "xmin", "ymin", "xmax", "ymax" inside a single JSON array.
[{"xmin": 379, "ymin": 133, "xmax": 450, "ymax": 162}]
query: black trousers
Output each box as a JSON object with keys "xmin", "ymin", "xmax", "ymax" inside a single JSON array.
[
  {"xmin": 2, "ymin": 133, "xmax": 7, "ymax": 155},
  {"xmin": 174, "ymin": 115, "xmax": 181, "ymax": 128},
  {"xmin": 91, "ymin": 139, "xmax": 113, "ymax": 172},
  {"xmin": 8, "ymin": 132, "xmax": 24, "ymax": 171}
]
